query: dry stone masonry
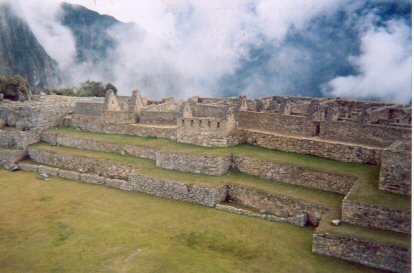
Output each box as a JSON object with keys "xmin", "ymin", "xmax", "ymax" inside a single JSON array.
[{"xmin": 0, "ymin": 91, "xmax": 411, "ymax": 273}]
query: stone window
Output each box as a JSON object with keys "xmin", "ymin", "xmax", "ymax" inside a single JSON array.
[
  {"xmin": 217, "ymin": 122, "xmax": 220, "ymax": 128},
  {"xmin": 191, "ymin": 120, "xmax": 194, "ymax": 127},
  {"xmin": 199, "ymin": 120, "xmax": 202, "ymax": 127},
  {"xmin": 208, "ymin": 120, "xmax": 211, "ymax": 128},
  {"xmin": 182, "ymin": 119, "xmax": 185, "ymax": 126}
]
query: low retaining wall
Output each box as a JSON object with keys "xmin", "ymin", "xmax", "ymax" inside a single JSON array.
[
  {"xmin": 379, "ymin": 148, "xmax": 411, "ymax": 196},
  {"xmin": 41, "ymin": 132, "xmax": 230, "ymax": 175},
  {"xmin": 156, "ymin": 151, "xmax": 231, "ymax": 175},
  {"xmin": 312, "ymin": 230, "xmax": 411, "ymax": 273},
  {"xmin": 233, "ymin": 155, "xmax": 356, "ymax": 194},
  {"xmin": 215, "ymin": 204, "xmax": 307, "ymax": 226},
  {"xmin": 342, "ymin": 199, "xmax": 411, "ymax": 234},
  {"xmin": 227, "ymin": 184, "xmax": 328, "ymax": 225},
  {"xmin": 18, "ymin": 161, "xmax": 227, "ymax": 208},
  {"xmin": 128, "ymin": 174, "xmax": 227, "ymax": 207},
  {"xmin": 0, "ymin": 148, "xmax": 26, "ymax": 167},
  {"xmin": 41, "ymin": 132, "xmax": 158, "ymax": 160},
  {"xmin": 27, "ymin": 148, "xmax": 135, "ymax": 180},
  {"xmin": 0, "ymin": 129, "xmax": 40, "ymax": 149},
  {"xmin": 243, "ymin": 130, "xmax": 382, "ymax": 164}
]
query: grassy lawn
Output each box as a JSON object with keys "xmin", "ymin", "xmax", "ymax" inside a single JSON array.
[
  {"xmin": 0, "ymin": 169, "xmax": 383, "ymax": 273},
  {"xmin": 45, "ymin": 127, "xmax": 411, "ymax": 211}
]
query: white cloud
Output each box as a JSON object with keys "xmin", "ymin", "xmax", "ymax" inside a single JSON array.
[
  {"xmin": 6, "ymin": 0, "xmax": 411, "ymax": 102},
  {"xmin": 12, "ymin": 0, "xmax": 76, "ymax": 70},
  {"xmin": 325, "ymin": 19, "xmax": 411, "ymax": 103}
]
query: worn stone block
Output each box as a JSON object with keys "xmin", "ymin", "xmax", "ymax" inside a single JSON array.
[
  {"xmin": 80, "ymin": 173, "xmax": 105, "ymax": 184},
  {"xmin": 18, "ymin": 162, "xmax": 38, "ymax": 172},
  {"xmin": 38, "ymin": 165, "xmax": 59, "ymax": 176},
  {"xmin": 58, "ymin": 170, "xmax": 80, "ymax": 180}
]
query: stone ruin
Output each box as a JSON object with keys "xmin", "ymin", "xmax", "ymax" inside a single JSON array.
[{"xmin": 0, "ymin": 90, "xmax": 411, "ymax": 273}]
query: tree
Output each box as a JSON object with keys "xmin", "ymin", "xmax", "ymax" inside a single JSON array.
[{"xmin": 78, "ymin": 80, "xmax": 106, "ymax": 97}]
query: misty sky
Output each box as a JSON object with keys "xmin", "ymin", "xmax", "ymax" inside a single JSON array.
[{"xmin": 9, "ymin": 0, "xmax": 412, "ymax": 103}]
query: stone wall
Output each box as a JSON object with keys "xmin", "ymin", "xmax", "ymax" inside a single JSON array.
[
  {"xmin": 312, "ymin": 230, "xmax": 410, "ymax": 273},
  {"xmin": 380, "ymin": 148, "xmax": 411, "ymax": 195},
  {"xmin": 0, "ymin": 148, "xmax": 26, "ymax": 167},
  {"xmin": 41, "ymin": 131, "xmax": 232, "ymax": 175},
  {"xmin": 177, "ymin": 117, "xmax": 238, "ymax": 147},
  {"xmin": 320, "ymin": 121, "xmax": 411, "ymax": 148},
  {"xmin": 70, "ymin": 116, "xmax": 177, "ymax": 140},
  {"xmin": 233, "ymin": 155, "xmax": 356, "ymax": 194},
  {"xmin": 227, "ymin": 184, "xmax": 328, "ymax": 225},
  {"xmin": 73, "ymin": 102, "xmax": 104, "ymax": 116},
  {"xmin": 102, "ymin": 111, "xmax": 135, "ymax": 124},
  {"xmin": 342, "ymin": 198, "xmax": 411, "ymax": 234},
  {"xmin": 138, "ymin": 111, "xmax": 178, "ymax": 125},
  {"xmin": 215, "ymin": 203, "xmax": 307, "ymax": 226},
  {"xmin": 128, "ymin": 174, "xmax": 227, "ymax": 207},
  {"xmin": 0, "ymin": 96, "xmax": 99, "ymax": 130},
  {"xmin": 0, "ymin": 129, "xmax": 40, "ymax": 149},
  {"xmin": 28, "ymin": 148, "xmax": 135, "ymax": 180},
  {"xmin": 41, "ymin": 131, "xmax": 158, "ymax": 160},
  {"xmin": 191, "ymin": 104, "xmax": 228, "ymax": 118},
  {"xmin": 243, "ymin": 130, "xmax": 382, "ymax": 164},
  {"xmin": 155, "ymin": 151, "xmax": 232, "ymax": 175},
  {"xmin": 236, "ymin": 111, "xmax": 314, "ymax": 136}
]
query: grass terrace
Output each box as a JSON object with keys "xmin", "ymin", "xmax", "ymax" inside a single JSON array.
[
  {"xmin": 46, "ymin": 127, "xmax": 411, "ymax": 211},
  {"xmin": 0, "ymin": 169, "xmax": 385, "ymax": 273},
  {"xmin": 28, "ymin": 143, "xmax": 411, "ymax": 248}
]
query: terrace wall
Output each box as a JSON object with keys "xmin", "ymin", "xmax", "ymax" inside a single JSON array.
[
  {"xmin": 380, "ymin": 149, "xmax": 411, "ymax": 195},
  {"xmin": 227, "ymin": 184, "xmax": 328, "ymax": 225},
  {"xmin": 342, "ymin": 199, "xmax": 411, "ymax": 234},
  {"xmin": 156, "ymin": 151, "xmax": 232, "ymax": 176},
  {"xmin": 28, "ymin": 148, "xmax": 135, "ymax": 180},
  {"xmin": 0, "ymin": 148, "xmax": 25, "ymax": 167},
  {"xmin": 243, "ymin": 130, "xmax": 382, "ymax": 164},
  {"xmin": 313, "ymin": 230, "xmax": 410, "ymax": 273},
  {"xmin": 0, "ymin": 130, "xmax": 40, "ymax": 149},
  {"xmin": 233, "ymin": 155, "xmax": 356, "ymax": 194}
]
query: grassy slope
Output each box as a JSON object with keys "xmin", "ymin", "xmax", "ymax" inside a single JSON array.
[
  {"xmin": 29, "ymin": 143, "xmax": 411, "ymax": 248},
  {"xmin": 0, "ymin": 169, "xmax": 382, "ymax": 273},
  {"xmin": 46, "ymin": 127, "xmax": 410, "ymax": 211}
]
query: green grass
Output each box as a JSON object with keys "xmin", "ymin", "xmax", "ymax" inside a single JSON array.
[
  {"xmin": 0, "ymin": 169, "xmax": 383, "ymax": 273},
  {"xmin": 30, "ymin": 143, "xmax": 343, "ymax": 209},
  {"xmin": 27, "ymin": 143, "xmax": 411, "ymax": 248},
  {"xmin": 319, "ymin": 221, "xmax": 410, "ymax": 248},
  {"xmin": 45, "ymin": 127, "xmax": 411, "ymax": 211}
]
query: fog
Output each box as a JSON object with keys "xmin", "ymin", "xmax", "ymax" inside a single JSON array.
[{"xmin": 7, "ymin": 0, "xmax": 412, "ymax": 103}]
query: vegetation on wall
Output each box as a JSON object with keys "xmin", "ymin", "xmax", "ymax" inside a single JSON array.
[
  {"xmin": 44, "ymin": 81, "xmax": 118, "ymax": 97},
  {"xmin": 0, "ymin": 74, "xmax": 31, "ymax": 101}
]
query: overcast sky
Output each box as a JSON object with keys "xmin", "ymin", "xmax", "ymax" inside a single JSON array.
[{"xmin": 7, "ymin": 0, "xmax": 412, "ymax": 103}]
